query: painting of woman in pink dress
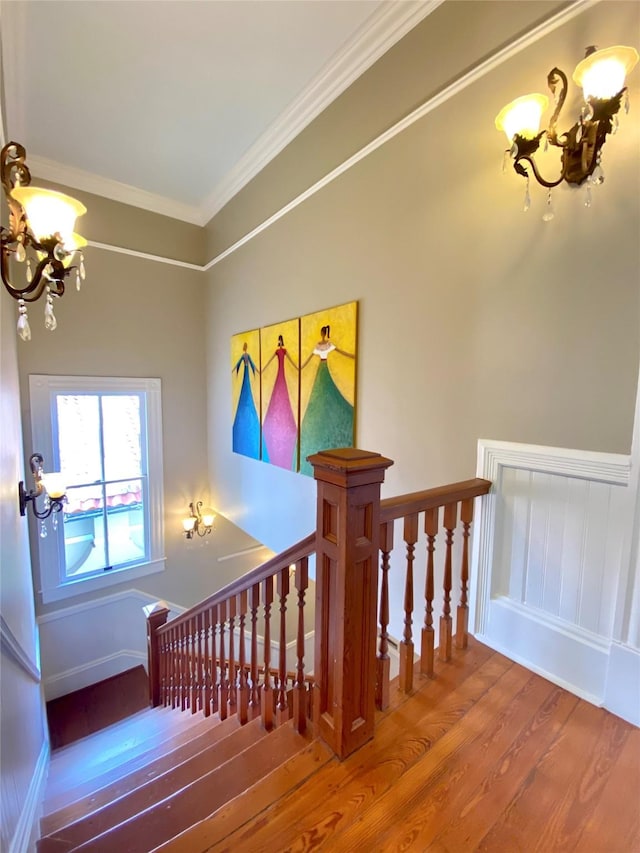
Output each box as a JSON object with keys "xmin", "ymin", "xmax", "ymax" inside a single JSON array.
[{"xmin": 261, "ymin": 326, "xmax": 299, "ymax": 470}]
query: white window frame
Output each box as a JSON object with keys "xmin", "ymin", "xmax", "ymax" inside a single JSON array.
[{"xmin": 28, "ymin": 375, "xmax": 165, "ymax": 603}]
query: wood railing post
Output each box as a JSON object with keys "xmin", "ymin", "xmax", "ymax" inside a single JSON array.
[
  {"xmin": 309, "ymin": 448, "xmax": 393, "ymax": 760},
  {"xmin": 143, "ymin": 602, "xmax": 170, "ymax": 707}
]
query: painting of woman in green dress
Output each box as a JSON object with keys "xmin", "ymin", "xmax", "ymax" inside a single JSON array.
[{"xmin": 299, "ymin": 302, "xmax": 357, "ymax": 476}]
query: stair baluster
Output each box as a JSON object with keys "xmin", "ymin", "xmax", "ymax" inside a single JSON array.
[
  {"xmin": 440, "ymin": 502, "xmax": 457, "ymax": 662},
  {"xmin": 249, "ymin": 583, "xmax": 260, "ymax": 719},
  {"xmin": 456, "ymin": 498, "xmax": 473, "ymax": 650},
  {"xmin": 376, "ymin": 521, "xmax": 393, "ymax": 710},
  {"xmin": 237, "ymin": 591, "xmax": 249, "ymax": 724},
  {"xmin": 228, "ymin": 597, "xmax": 237, "ymax": 715},
  {"xmin": 421, "ymin": 507, "xmax": 438, "ymax": 678},
  {"xmin": 399, "ymin": 513, "xmax": 418, "ymax": 693},
  {"xmin": 276, "ymin": 566, "xmax": 290, "ymax": 726},
  {"xmin": 293, "ymin": 556, "xmax": 309, "ymax": 734},
  {"xmin": 262, "ymin": 575, "xmax": 274, "ymax": 731},
  {"xmin": 218, "ymin": 601, "xmax": 228, "ymax": 720}
]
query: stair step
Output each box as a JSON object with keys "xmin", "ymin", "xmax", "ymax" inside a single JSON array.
[
  {"xmin": 38, "ymin": 717, "xmax": 266, "ymax": 851},
  {"xmin": 152, "ymin": 737, "xmax": 334, "ymax": 852},
  {"xmin": 41, "ymin": 714, "xmax": 241, "ymax": 835},
  {"xmin": 44, "ymin": 706, "xmax": 222, "ymax": 813},
  {"xmin": 55, "ymin": 722, "xmax": 312, "ymax": 852}
]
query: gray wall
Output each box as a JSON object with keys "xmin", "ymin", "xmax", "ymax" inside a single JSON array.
[
  {"xmin": 203, "ymin": 0, "xmax": 640, "ymax": 552},
  {"xmin": 15, "ymin": 190, "xmax": 268, "ymax": 618}
]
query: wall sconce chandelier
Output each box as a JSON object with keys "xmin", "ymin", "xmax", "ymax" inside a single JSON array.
[
  {"xmin": 19, "ymin": 452, "xmax": 66, "ymax": 538},
  {"xmin": 1, "ymin": 141, "xmax": 87, "ymax": 341},
  {"xmin": 496, "ymin": 45, "xmax": 638, "ymax": 219},
  {"xmin": 182, "ymin": 501, "xmax": 216, "ymax": 539}
]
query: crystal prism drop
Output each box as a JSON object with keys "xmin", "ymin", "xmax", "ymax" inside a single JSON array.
[
  {"xmin": 543, "ymin": 136, "xmax": 549, "ymax": 152},
  {"xmin": 76, "ymin": 270, "xmax": 82, "ymax": 291},
  {"xmin": 17, "ymin": 301, "xmax": 31, "ymax": 342},
  {"xmin": 591, "ymin": 164, "xmax": 604, "ymax": 186},
  {"xmin": 612, "ymin": 114, "xmax": 619, "ymax": 135},
  {"xmin": 44, "ymin": 300, "xmax": 57, "ymax": 332},
  {"xmin": 576, "ymin": 124, "xmax": 583, "ymax": 144},
  {"xmin": 542, "ymin": 190, "xmax": 555, "ymax": 222},
  {"xmin": 624, "ymin": 90, "xmax": 630, "ymax": 115},
  {"xmin": 585, "ymin": 179, "xmax": 592, "ymax": 208},
  {"xmin": 52, "ymin": 512, "xmax": 58, "ymax": 531},
  {"xmin": 80, "ymin": 256, "xmax": 86, "ymax": 280},
  {"xmin": 26, "ymin": 259, "xmax": 33, "ymax": 283},
  {"xmin": 40, "ymin": 520, "xmax": 47, "ymax": 539},
  {"xmin": 15, "ymin": 242, "xmax": 26, "ymax": 263},
  {"xmin": 523, "ymin": 180, "xmax": 531, "ymax": 213}
]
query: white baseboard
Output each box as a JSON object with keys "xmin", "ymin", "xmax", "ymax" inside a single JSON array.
[
  {"xmin": 478, "ymin": 596, "xmax": 608, "ymax": 706},
  {"xmin": 43, "ymin": 650, "xmax": 148, "ymax": 701},
  {"xmin": 8, "ymin": 738, "xmax": 49, "ymax": 853},
  {"xmin": 604, "ymin": 642, "xmax": 640, "ymax": 726}
]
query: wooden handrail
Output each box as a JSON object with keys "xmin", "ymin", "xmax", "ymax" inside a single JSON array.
[
  {"xmin": 156, "ymin": 531, "xmax": 315, "ymax": 637},
  {"xmin": 146, "ymin": 453, "xmax": 493, "ymax": 760},
  {"xmin": 380, "ymin": 478, "xmax": 491, "ymax": 522}
]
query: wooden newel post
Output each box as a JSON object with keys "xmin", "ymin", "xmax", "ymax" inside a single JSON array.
[
  {"xmin": 143, "ymin": 601, "xmax": 170, "ymax": 707},
  {"xmin": 309, "ymin": 448, "xmax": 394, "ymax": 760}
]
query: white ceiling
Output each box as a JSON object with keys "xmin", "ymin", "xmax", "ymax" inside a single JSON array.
[{"xmin": 0, "ymin": 0, "xmax": 438, "ymax": 225}]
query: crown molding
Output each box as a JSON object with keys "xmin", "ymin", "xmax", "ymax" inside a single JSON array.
[
  {"xmin": 27, "ymin": 154, "xmax": 204, "ymax": 225},
  {"xmin": 5, "ymin": 1, "xmax": 441, "ymax": 227},
  {"xmin": 200, "ymin": 0, "xmax": 444, "ymax": 223}
]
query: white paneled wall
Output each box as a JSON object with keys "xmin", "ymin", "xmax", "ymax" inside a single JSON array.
[{"xmin": 471, "ymin": 439, "xmax": 639, "ymax": 725}]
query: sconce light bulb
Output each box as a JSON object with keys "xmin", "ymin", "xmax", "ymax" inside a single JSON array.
[
  {"xmin": 573, "ymin": 45, "xmax": 639, "ymax": 100},
  {"xmin": 10, "ymin": 186, "xmax": 87, "ymax": 247},
  {"xmin": 182, "ymin": 516, "xmax": 197, "ymax": 532},
  {"xmin": 495, "ymin": 93, "xmax": 549, "ymax": 143},
  {"xmin": 40, "ymin": 472, "xmax": 66, "ymax": 500},
  {"xmin": 201, "ymin": 509, "xmax": 216, "ymax": 528}
]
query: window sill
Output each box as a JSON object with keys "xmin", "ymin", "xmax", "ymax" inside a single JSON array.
[{"xmin": 39, "ymin": 558, "xmax": 166, "ymax": 604}]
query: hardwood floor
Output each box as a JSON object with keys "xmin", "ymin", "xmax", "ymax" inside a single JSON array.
[{"xmin": 204, "ymin": 640, "xmax": 639, "ymax": 853}]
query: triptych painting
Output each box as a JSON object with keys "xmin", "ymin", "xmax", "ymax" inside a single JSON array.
[{"xmin": 231, "ymin": 301, "xmax": 357, "ymax": 476}]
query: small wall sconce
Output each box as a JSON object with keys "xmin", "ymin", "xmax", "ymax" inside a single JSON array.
[
  {"xmin": 1, "ymin": 141, "xmax": 87, "ymax": 341},
  {"xmin": 19, "ymin": 453, "xmax": 66, "ymax": 538},
  {"xmin": 496, "ymin": 44, "xmax": 638, "ymax": 218},
  {"xmin": 183, "ymin": 501, "xmax": 216, "ymax": 539}
]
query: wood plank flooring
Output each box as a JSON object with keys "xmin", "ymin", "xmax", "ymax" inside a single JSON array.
[{"xmin": 202, "ymin": 640, "xmax": 640, "ymax": 853}]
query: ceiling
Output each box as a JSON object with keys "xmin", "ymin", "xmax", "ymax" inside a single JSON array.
[{"xmin": 0, "ymin": 0, "xmax": 439, "ymax": 225}]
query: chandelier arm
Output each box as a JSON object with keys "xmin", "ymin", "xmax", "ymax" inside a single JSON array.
[
  {"xmin": 515, "ymin": 154, "xmax": 566, "ymax": 189},
  {"xmin": 1, "ymin": 141, "xmax": 31, "ymax": 195},
  {"xmin": 1, "ymin": 252, "xmax": 55, "ymax": 302},
  {"xmin": 546, "ymin": 67, "xmax": 569, "ymax": 148}
]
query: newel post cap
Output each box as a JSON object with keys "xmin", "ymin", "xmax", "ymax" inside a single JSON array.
[
  {"xmin": 308, "ymin": 448, "xmax": 394, "ymax": 487},
  {"xmin": 143, "ymin": 600, "xmax": 170, "ymax": 622}
]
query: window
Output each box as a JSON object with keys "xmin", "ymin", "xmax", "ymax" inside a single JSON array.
[{"xmin": 29, "ymin": 376, "xmax": 165, "ymax": 602}]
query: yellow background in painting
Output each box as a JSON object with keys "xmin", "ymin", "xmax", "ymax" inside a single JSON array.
[
  {"xmin": 260, "ymin": 318, "xmax": 300, "ymax": 425},
  {"xmin": 231, "ymin": 328, "xmax": 261, "ymax": 423},
  {"xmin": 300, "ymin": 301, "xmax": 357, "ymax": 422}
]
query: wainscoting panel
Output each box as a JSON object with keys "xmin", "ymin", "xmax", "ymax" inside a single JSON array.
[{"xmin": 472, "ymin": 440, "xmax": 636, "ymax": 717}]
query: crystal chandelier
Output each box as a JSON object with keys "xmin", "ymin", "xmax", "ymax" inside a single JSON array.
[
  {"xmin": 1, "ymin": 141, "xmax": 87, "ymax": 340},
  {"xmin": 496, "ymin": 45, "xmax": 639, "ymax": 219}
]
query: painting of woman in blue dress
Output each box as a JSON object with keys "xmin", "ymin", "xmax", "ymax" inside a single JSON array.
[{"xmin": 231, "ymin": 331, "xmax": 261, "ymax": 460}]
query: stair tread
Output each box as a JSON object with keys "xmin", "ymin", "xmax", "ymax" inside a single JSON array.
[
  {"xmin": 41, "ymin": 713, "xmax": 242, "ymax": 835},
  {"xmin": 39, "ymin": 718, "xmax": 267, "ymax": 849},
  {"xmin": 44, "ymin": 705, "xmax": 225, "ymax": 813},
  {"xmin": 152, "ymin": 736, "xmax": 334, "ymax": 852},
  {"xmin": 65, "ymin": 722, "xmax": 312, "ymax": 853}
]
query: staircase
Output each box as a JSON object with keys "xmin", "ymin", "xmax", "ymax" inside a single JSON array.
[
  {"xmin": 39, "ymin": 703, "xmax": 331, "ymax": 851},
  {"xmin": 38, "ymin": 450, "xmax": 493, "ymax": 851}
]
